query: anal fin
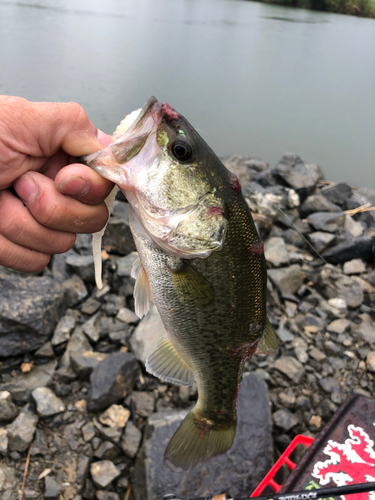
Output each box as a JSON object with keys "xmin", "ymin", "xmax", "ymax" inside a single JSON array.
[
  {"xmin": 131, "ymin": 257, "xmax": 152, "ymax": 318},
  {"xmin": 146, "ymin": 336, "xmax": 195, "ymax": 386},
  {"xmin": 256, "ymin": 318, "xmax": 278, "ymax": 354}
]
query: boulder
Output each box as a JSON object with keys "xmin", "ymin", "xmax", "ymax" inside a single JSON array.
[
  {"xmin": 0, "ymin": 268, "xmax": 66, "ymax": 356},
  {"xmin": 322, "ymin": 236, "xmax": 374, "ymax": 264},
  {"xmin": 133, "ymin": 373, "xmax": 272, "ymax": 500},
  {"xmin": 87, "ymin": 352, "xmax": 140, "ymax": 412},
  {"xmin": 274, "ymin": 154, "xmax": 319, "ymax": 199}
]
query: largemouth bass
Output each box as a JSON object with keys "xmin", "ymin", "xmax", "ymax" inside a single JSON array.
[{"xmin": 83, "ymin": 96, "xmax": 277, "ymax": 470}]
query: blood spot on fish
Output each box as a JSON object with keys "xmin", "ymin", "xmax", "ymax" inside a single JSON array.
[
  {"xmin": 162, "ymin": 103, "xmax": 180, "ymax": 122},
  {"xmin": 226, "ymin": 341, "xmax": 258, "ymax": 361},
  {"xmin": 195, "ymin": 416, "xmax": 213, "ymax": 439},
  {"xmin": 209, "ymin": 206, "xmax": 224, "ymax": 216},
  {"xmin": 229, "ymin": 173, "xmax": 241, "ymax": 193},
  {"xmin": 248, "ymin": 241, "xmax": 264, "ymax": 257}
]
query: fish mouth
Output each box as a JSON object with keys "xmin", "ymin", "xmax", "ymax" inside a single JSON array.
[{"xmin": 81, "ymin": 96, "xmax": 163, "ymax": 167}]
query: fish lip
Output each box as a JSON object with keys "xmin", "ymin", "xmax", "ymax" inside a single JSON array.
[
  {"xmin": 80, "ymin": 96, "xmax": 162, "ymax": 167},
  {"xmin": 126, "ymin": 95, "xmax": 161, "ymax": 135}
]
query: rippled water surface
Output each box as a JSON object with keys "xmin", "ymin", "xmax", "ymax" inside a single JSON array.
[{"xmin": 1, "ymin": 0, "xmax": 374, "ymax": 185}]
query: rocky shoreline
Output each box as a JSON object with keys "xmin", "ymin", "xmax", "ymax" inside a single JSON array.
[{"xmin": 0, "ymin": 153, "xmax": 374, "ymax": 500}]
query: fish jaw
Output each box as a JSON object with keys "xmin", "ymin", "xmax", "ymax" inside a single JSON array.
[{"xmin": 82, "ymin": 96, "xmax": 163, "ymax": 189}]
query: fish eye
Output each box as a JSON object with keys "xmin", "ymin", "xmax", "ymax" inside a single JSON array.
[{"xmin": 171, "ymin": 140, "xmax": 193, "ymax": 162}]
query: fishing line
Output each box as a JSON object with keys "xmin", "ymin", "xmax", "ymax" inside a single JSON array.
[{"xmin": 244, "ymin": 186, "xmax": 328, "ymax": 266}]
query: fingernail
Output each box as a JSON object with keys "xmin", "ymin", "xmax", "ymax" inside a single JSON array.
[
  {"xmin": 60, "ymin": 176, "xmax": 90, "ymax": 196},
  {"xmin": 14, "ymin": 175, "xmax": 38, "ymax": 204}
]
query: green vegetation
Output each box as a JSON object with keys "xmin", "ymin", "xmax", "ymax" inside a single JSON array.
[{"xmin": 259, "ymin": 0, "xmax": 375, "ymax": 18}]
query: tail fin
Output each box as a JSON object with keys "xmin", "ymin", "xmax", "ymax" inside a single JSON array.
[{"xmin": 164, "ymin": 410, "xmax": 236, "ymax": 471}]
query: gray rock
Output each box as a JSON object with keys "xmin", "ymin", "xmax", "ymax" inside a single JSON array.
[
  {"xmin": 130, "ymin": 391, "xmax": 155, "ymax": 417},
  {"xmin": 344, "ymin": 215, "xmax": 364, "ymax": 237},
  {"xmin": 322, "ymin": 236, "xmax": 374, "ymax": 264},
  {"xmin": 102, "ymin": 294, "xmax": 126, "ymax": 316},
  {"xmin": 117, "ymin": 307, "xmax": 139, "ymax": 325},
  {"xmin": 0, "ymin": 268, "xmax": 66, "ymax": 356},
  {"xmin": 0, "ymin": 391, "xmax": 18, "ymax": 422},
  {"xmin": 299, "ymin": 194, "xmax": 341, "ymax": 218},
  {"xmin": 318, "ymin": 265, "xmax": 364, "ymax": 309},
  {"xmin": 34, "ymin": 341, "xmax": 55, "ymax": 359},
  {"xmin": 116, "ymin": 252, "xmax": 138, "ymax": 277},
  {"xmin": 94, "ymin": 441, "xmax": 121, "ymax": 460},
  {"xmin": 82, "ymin": 422, "xmax": 96, "ymax": 442},
  {"xmin": 366, "ymin": 352, "xmax": 375, "ymax": 372},
  {"xmin": 356, "ymin": 322, "xmax": 375, "ymax": 345},
  {"xmin": 56, "ymin": 327, "xmax": 91, "ymax": 382},
  {"xmin": 319, "ymin": 377, "xmax": 341, "ymax": 393},
  {"xmin": 276, "ymin": 328, "xmax": 295, "ymax": 342},
  {"xmin": 90, "ymin": 460, "xmax": 120, "ymax": 489},
  {"xmin": 0, "ymin": 428, "xmax": 8, "ymax": 455},
  {"xmin": 82, "ymin": 313, "xmax": 102, "ymax": 342},
  {"xmin": 7, "ymin": 403, "xmax": 38, "ymax": 452},
  {"xmin": 130, "ymin": 304, "xmax": 166, "ymax": 364},
  {"xmin": 133, "ymin": 373, "xmax": 272, "ymax": 500},
  {"xmin": 292, "ymin": 338, "xmax": 308, "ymax": 364},
  {"xmin": 273, "ymin": 356, "xmax": 305, "ymax": 383},
  {"xmin": 87, "ymin": 352, "xmax": 140, "ymax": 412},
  {"xmin": 309, "ymin": 347, "xmax": 326, "ymax": 362},
  {"xmin": 0, "ymin": 359, "xmax": 57, "ymax": 403},
  {"xmin": 321, "ymin": 182, "xmax": 353, "ymax": 207},
  {"xmin": 120, "ymin": 421, "xmax": 142, "ymax": 458},
  {"xmin": 71, "ymin": 351, "xmax": 108, "ymax": 378},
  {"xmin": 245, "ymin": 184, "xmax": 290, "ymax": 219},
  {"xmin": 102, "ymin": 215, "xmax": 136, "ymax": 256},
  {"xmin": 308, "ymin": 232, "xmax": 336, "ymax": 253},
  {"xmin": 51, "ymin": 314, "xmax": 76, "ymax": 346},
  {"xmin": 307, "ymin": 212, "xmax": 345, "ymax": 232},
  {"xmin": 0, "ymin": 464, "xmax": 16, "ymax": 492},
  {"xmin": 264, "ymin": 237, "xmax": 290, "ymax": 267},
  {"xmin": 96, "ymin": 492, "xmax": 120, "ymax": 500},
  {"xmin": 272, "ymin": 408, "xmax": 299, "ymax": 431},
  {"xmin": 61, "ymin": 275, "xmax": 88, "ymax": 308},
  {"xmin": 81, "ymin": 298, "xmax": 101, "ymax": 316},
  {"xmin": 44, "ymin": 476, "xmax": 61, "ymax": 499},
  {"xmin": 343, "ymin": 259, "xmax": 366, "ymax": 275},
  {"xmin": 327, "ymin": 318, "xmax": 351, "ymax": 334},
  {"xmin": 278, "ymin": 389, "xmax": 296, "ymax": 408},
  {"xmin": 268, "ymin": 265, "xmax": 306, "ymax": 295},
  {"xmin": 66, "ymin": 255, "xmax": 95, "ymax": 282},
  {"xmin": 30, "ymin": 428, "xmax": 49, "ymax": 456},
  {"xmin": 274, "ymin": 154, "xmax": 319, "ymax": 198},
  {"xmin": 76, "ymin": 455, "xmax": 91, "ymax": 494},
  {"xmin": 31, "ymin": 387, "xmax": 65, "ymax": 417},
  {"xmin": 94, "ymin": 419, "xmax": 122, "ymax": 444}
]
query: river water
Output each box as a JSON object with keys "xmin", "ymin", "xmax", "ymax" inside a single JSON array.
[{"xmin": 1, "ymin": 0, "xmax": 374, "ymax": 186}]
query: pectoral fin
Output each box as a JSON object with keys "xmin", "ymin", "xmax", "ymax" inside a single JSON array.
[
  {"xmin": 256, "ymin": 318, "xmax": 278, "ymax": 354},
  {"xmin": 146, "ymin": 336, "xmax": 195, "ymax": 386},
  {"xmin": 168, "ymin": 261, "xmax": 214, "ymax": 306},
  {"xmin": 131, "ymin": 258, "xmax": 152, "ymax": 318}
]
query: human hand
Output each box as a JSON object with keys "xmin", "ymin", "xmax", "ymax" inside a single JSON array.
[{"xmin": 0, "ymin": 96, "xmax": 114, "ymax": 273}]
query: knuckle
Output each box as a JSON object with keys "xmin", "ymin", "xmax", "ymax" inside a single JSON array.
[{"xmin": 54, "ymin": 233, "xmax": 76, "ymax": 254}]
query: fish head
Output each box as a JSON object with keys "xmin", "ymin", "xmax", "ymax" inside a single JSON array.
[{"xmin": 83, "ymin": 96, "xmax": 229, "ymax": 258}]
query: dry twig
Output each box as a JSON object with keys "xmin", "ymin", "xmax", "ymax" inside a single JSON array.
[{"xmin": 19, "ymin": 443, "xmax": 32, "ymax": 500}]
